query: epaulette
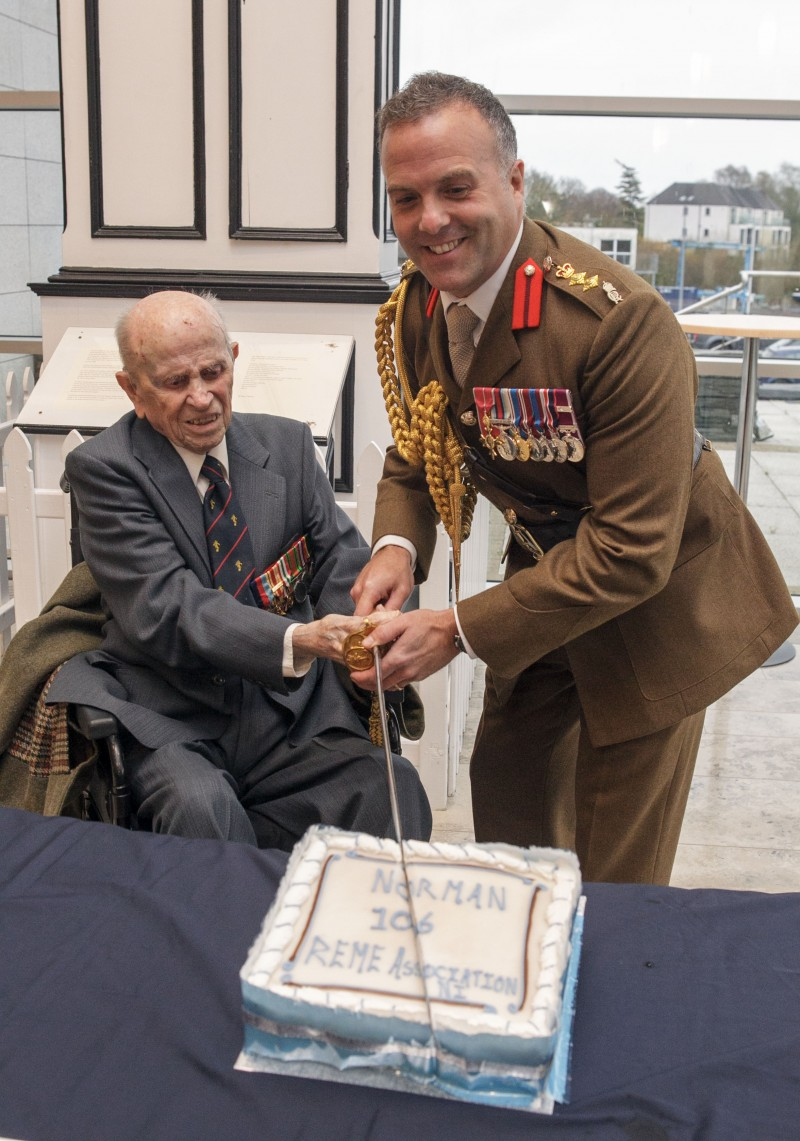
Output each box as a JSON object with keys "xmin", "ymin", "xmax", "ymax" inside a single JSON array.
[{"xmin": 541, "ymin": 252, "xmax": 628, "ymax": 318}]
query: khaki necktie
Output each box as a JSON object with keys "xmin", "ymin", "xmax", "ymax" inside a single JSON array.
[{"xmin": 446, "ymin": 304, "xmax": 479, "ymax": 387}]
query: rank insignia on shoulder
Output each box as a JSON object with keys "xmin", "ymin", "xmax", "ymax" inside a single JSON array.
[
  {"xmin": 552, "ymin": 263, "xmax": 600, "ymax": 292},
  {"xmin": 571, "ymin": 272, "xmax": 599, "ymax": 291},
  {"xmin": 602, "ymin": 281, "xmax": 624, "ymax": 304}
]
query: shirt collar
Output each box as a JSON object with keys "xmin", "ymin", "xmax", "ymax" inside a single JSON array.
[
  {"xmin": 172, "ymin": 438, "xmax": 230, "ymax": 490},
  {"xmin": 440, "ymin": 221, "xmax": 524, "ymax": 326}
]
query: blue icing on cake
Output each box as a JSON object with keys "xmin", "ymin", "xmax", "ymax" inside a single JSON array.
[{"xmin": 238, "ymin": 826, "xmax": 583, "ymax": 1111}]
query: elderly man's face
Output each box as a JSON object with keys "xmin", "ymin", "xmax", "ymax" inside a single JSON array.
[
  {"xmin": 117, "ymin": 297, "xmax": 237, "ymax": 454},
  {"xmin": 381, "ymin": 103, "xmax": 524, "ymax": 298}
]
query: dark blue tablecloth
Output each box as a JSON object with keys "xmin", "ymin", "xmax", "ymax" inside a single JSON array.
[{"xmin": 1, "ymin": 807, "xmax": 798, "ymax": 1141}]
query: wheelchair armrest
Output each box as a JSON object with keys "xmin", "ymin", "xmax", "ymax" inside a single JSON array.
[{"xmin": 70, "ymin": 703, "xmax": 120, "ymax": 741}]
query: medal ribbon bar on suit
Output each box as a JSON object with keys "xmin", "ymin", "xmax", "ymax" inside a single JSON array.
[{"xmin": 251, "ymin": 534, "xmax": 311, "ymax": 614}]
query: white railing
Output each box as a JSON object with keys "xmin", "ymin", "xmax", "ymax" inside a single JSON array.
[
  {"xmin": 0, "ymin": 382, "xmax": 486, "ymax": 812},
  {"xmin": 0, "ymin": 366, "xmax": 49, "ymax": 648}
]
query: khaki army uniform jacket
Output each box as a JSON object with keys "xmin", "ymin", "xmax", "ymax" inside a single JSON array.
[{"xmin": 373, "ymin": 220, "xmax": 798, "ymax": 747}]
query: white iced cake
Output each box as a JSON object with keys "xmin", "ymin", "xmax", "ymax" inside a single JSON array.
[{"xmin": 239, "ymin": 826, "xmax": 583, "ymax": 1109}]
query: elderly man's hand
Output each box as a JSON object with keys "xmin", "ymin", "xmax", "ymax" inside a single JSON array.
[{"xmin": 291, "ymin": 609, "xmax": 398, "ymax": 671}]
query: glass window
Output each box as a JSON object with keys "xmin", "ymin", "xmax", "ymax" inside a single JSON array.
[
  {"xmin": 399, "ymin": 0, "xmax": 797, "ymax": 101},
  {"xmin": 0, "ymin": 1, "xmax": 61, "ymax": 381},
  {"xmin": 399, "ymin": 0, "xmax": 800, "ymax": 593}
]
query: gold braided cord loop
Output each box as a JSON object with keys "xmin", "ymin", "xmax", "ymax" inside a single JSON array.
[
  {"xmin": 375, "ymin": 265, "xmax": 477, "ymax": 599},
  {"xmin": 375, "ymin": 269, "xmax": 420, "ymax": 465}
]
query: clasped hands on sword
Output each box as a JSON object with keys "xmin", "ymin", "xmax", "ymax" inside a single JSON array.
[
  {"xmin": 346, "ymin": 544, "xmax": 461, "ymax": 693},
  {"xmin": 290, "ymin": 545, "xmax": 459, "ymax": 690}
]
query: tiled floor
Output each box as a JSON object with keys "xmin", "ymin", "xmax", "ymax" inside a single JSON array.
[{"xmin": 431, "ymin": 628, "xmax": 800, "ymax": 891}]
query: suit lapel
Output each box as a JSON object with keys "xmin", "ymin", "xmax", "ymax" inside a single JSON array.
[
  {"xmin": 131, "ymin": 414, "xmax": 290, "ymax": 580},
  {"xmin": 131, "ymin": 419, "xmax": 209, "ymax": 570},
  {"xmin": 224, "ymin": 417, "xmax": 285, "ymax": 569}
]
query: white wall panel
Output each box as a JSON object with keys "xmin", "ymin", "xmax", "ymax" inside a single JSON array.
[
  {"xmin": 237, "ymin": 0, "xmax": 338, "ymax": 232},
  {"xmin": 90, "ymin": 0, "xmax": 201, "ymax": 234}
]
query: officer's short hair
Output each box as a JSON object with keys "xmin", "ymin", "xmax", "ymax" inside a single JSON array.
[{"xmin": 378, "ymin": 71, "xmax": 517, "ymax": 169}]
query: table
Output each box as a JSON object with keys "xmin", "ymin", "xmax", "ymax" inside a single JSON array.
[
  {"xmin": 676, "ymin": 313, "xmax": 800, "ymax": 498},
  {"xmin": 677, "ymin": 313, "xmax": 800, "ymax": 666},
  {"xmin": 1, "ymin": 807, "xmax": 798, "ymax": 1141}
]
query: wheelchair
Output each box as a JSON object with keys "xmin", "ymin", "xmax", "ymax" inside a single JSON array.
[
  {"xmin": 70, "ymin": 699, "xmax": 406, "ymax": 832},
  {"xmin": 70, "ymin": 703, "xmax": 133, "ymax": 829},
  {"xmin": 59, "ymin": 482, "xmax": 411, "ymax": 831}
]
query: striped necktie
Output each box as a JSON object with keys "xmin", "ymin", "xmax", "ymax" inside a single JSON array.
[{"xmin": 201, "ymin": 454, "xmax": 257, "ymax": 604}]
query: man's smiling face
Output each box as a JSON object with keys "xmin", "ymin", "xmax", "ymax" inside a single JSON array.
[{"xmin": 381, "ymin": 102, "xmax": 524, "ymax": 298}]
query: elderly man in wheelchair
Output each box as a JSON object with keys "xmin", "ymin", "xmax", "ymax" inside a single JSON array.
[{"xmin": 0, "ymin": 291, "xmax": 428, "ymax": 850}]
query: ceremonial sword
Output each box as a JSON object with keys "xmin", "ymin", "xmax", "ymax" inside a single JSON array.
[{"xmin": 343, "ymin": 624, "xmax": 440, "ymax": 1064}]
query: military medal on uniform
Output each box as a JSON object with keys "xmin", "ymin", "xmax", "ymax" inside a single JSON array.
[{"xmin": 474, "ymin": 387, "xmax": 585, "ymax": 464}]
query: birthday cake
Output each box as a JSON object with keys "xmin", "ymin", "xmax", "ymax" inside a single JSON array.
[{"xmin": 238, "ymin": 827, "xmax": 583, "ymax": 1111}]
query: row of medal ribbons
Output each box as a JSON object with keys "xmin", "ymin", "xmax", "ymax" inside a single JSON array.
[{"xmin": 473, "ymin": 387, "xmax": 585, "ymax": 464}]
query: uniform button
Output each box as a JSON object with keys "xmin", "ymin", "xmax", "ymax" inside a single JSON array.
[
  {"xmin": 460, "ymin": 411, "xmax": 476, "ymax": 426},
  {"xmin": 211, "ymin": 673, "xmax": 226, "ymax": 686}
]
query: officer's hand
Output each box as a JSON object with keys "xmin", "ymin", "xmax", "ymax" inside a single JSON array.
[
  {"xmin": 348, "ymin": 608, "xmax": 459, "ymax": 690},
  {"xmin": 351, "ymin": 545, "xmax": 414, "ymax": 616}
]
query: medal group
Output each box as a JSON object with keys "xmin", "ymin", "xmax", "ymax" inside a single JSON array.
[{"xmin": 474, "ymin": 386, "xmax": 585, "ymax": 464}]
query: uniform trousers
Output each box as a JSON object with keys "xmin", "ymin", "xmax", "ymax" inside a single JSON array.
[
  {"xmin": 124, "ymin": 678, "xmax": 432, "ymax": 850},
  {"xmin": 469, "ymin": 646, "xmax": 704, "ymax": 884}
]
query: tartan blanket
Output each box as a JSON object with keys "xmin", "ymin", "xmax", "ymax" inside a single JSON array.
[
  {"xmin": 6, "ymin": 664, "xmax": 76, "ymax": 777},
  {"xmin": 0, "ymin": 562, "xmax": 107, "ymax": 779}
]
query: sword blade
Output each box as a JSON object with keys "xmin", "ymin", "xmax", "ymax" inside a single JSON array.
[
  {"xmin": 372, "ymin": 649, "xmax": 439, "ymax": 1059},
  {"xmin": 373, "ymin": 651, "xmax": 403, "ymax": 844}
]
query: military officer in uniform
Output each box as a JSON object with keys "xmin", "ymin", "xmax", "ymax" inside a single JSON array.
[{"xmin": 349, "ymin": 71, "xmax": 798, "ymax": 884}]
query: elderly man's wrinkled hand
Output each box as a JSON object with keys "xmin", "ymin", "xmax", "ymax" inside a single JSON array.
[{"xmin": 291, "ymin": 609, "xmax": 398, "ymax": 671}]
